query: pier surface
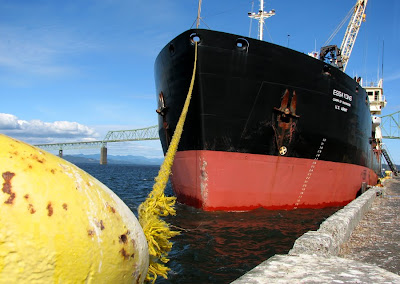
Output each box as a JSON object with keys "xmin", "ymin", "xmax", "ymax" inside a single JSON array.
[
  {"xmin": 339, "ymin": 177, "xmax": 400, "ymax": 274},
  {"xmin": 232, "ymin": 178, "xmax": 400, "ymax": 283}
]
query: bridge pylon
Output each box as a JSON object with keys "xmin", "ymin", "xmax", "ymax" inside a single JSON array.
[{"xmin": 100, "ymin": 146, "xmax": 107, "ymax": 165}]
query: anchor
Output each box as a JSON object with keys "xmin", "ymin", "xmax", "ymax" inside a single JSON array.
[{"xmin": 273, "ymin": 89, "xmax": 300, "ymax": 155}]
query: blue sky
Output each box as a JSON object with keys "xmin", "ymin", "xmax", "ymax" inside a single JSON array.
[{"xmin": 1, "ymin": 0, "xmax": 399, "ymax": 163}]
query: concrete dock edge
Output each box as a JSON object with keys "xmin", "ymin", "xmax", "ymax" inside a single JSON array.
[
  {"xmin": 232, "ymin": 186, "xmax": 400, "ymax": 283},
  {"xmin": 288, "ymin": 186, "xmax": 380, "ymax": 256}
]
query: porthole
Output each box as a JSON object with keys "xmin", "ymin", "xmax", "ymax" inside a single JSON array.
[
  {"xmin": 236, "ymin": 38, "xmax": 249, "ymax": 51},
  {"xmin": 169, "ymin": 44, "xmax": 175, "ymax": 55},
  {"xmin": 190, "ymin": 33, "xmax": 201, "ymax": 44},
  {"xmin": 323, "ymin": 64, "xmax": 331, "ymax": 75}
]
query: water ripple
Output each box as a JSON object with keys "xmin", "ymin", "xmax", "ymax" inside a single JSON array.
[{"xmin": 78, "ymin": 163, "xmax": 340, "ymax": 284}]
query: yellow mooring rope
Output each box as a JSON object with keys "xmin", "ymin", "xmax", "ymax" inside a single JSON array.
[{"xmin": 138, "ymin": 42, "xmax": 198, "ymax": 283}]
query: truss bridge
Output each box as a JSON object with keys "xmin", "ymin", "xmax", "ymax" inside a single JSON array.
[{"xmin": 35, "ymin": 125, "xmax": 159, "ymax": 164}]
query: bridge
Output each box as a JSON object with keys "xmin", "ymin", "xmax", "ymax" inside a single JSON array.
[
  {"xmin": 35, "ymin": 125, "xmax": 159, "ymax": 164},
  {"xmin": 381, "ymin": 111, "xmax": 400, "ymax": 139}
]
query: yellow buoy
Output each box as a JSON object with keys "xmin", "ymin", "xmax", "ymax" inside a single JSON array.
[{"xmin": 0, "ymin": 134, "xmax": 148, "ymax": 283}]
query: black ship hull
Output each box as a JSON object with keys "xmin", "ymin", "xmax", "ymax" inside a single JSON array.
[{"xmin": 154, "ymin": 29, "xmax": 380, "ymax": 211}]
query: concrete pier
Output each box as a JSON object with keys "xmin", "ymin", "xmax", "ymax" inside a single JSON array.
[
  {"xmin": 339, "ymin": 177, "xmax": 400, "ymax": 274},
  {"xmin": 100, "ymin": 146, "xmax": 107, "ymax": 165},
  {"xmin": 232, "ymin": 178, "xmax": 400, "ymax": 283}
]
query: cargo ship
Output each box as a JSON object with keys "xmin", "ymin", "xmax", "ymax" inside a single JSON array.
[{"xmin": 155, "ymin": 0, "xmax": 384, "ymax": 211}]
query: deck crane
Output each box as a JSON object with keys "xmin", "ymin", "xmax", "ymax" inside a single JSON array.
[
  {"xmin": 340, "ymin": 0, "xmax": 368, "ymax": 71},
  {"xmin": 319, "ymin": 0, "xmax": 368, "ymax": 72}
]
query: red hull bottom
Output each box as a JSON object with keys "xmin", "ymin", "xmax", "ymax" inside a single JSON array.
[{"xmin": 170, "ymin": 150, "xmax": 379, "ymax": 211}]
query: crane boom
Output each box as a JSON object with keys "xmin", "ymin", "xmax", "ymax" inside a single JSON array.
[{"xmin": 340, "ymin": 0, "xmax": 368, "ymax": 72}]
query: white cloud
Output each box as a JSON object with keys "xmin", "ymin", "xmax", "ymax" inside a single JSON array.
[
  {"xmin": 0, "ymin": 24, "xmax": 97, "ymax": 76},
  {"xmin": 385, "ymin": 70, "xmax": 400, "ymax": 82},
  {"xmin": 0, "ymin": 113, "xmax": 98, "ymax": 142},
  {"xmin": 0, "ymin": 113, "xmax": 20, "ymax": 129}
]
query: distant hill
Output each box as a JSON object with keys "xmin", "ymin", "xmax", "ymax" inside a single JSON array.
[{"xmin": 63, "ymin": 154, "xmax": 163, "ymax": 165}]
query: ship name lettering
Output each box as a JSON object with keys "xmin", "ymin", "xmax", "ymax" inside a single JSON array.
[
  {"xmin": 333, "ymin": 98, "xmax": 352, "ymax": 107},
  {"xmin": 333, "ymin": 89, "xmax": 352, "ymax": 101}
]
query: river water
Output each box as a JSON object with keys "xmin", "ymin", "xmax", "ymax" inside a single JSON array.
[{"xmin": 77, "ymin": 163, "xmax": 340, "ymax": 283}]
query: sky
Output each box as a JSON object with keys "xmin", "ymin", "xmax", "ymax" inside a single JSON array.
[{"xmin": 0, "ymin": 0, "xmax": 399, "ymax": 163}]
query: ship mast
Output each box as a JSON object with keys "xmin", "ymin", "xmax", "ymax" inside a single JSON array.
[
  {"xmin": 248, "ymin": 0, "xmax": 275, "ymax": 41},
  {"xmin": 196, "ymin": 0, "xmax": 202, "ymax": 28}
]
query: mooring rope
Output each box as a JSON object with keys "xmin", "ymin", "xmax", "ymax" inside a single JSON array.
[{"xmin": 138, "ymin": 42, "xmax": 198, "ymax": 283}]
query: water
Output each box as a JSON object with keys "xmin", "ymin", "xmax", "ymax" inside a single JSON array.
[{"xmin": 77, "ymin": 163, "xmax": 340, "ymax": 284}]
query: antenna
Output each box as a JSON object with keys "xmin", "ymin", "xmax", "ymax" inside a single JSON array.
[
  {"xmin": 248, "ymin": 1, "xmax": 254, "ymax": 37},
  {"xmin": 381, "ymin": 40, "xmax": 385, "ymax": 81},
  {"xmin": 248, "ymin": 0, "xmax": 275, "ymax": 41},
  {"xmin": 377, "ymin": 43, "xmax": 380, "ymax": 83}
]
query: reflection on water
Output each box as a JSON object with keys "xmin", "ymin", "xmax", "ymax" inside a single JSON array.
[
  {"xmin": 162, "ymin": 205, "xmax": 339, "ymax": 284},
  {"xmin": 77, "ymin": 163, "xmax": 340, "ymax": 284}
]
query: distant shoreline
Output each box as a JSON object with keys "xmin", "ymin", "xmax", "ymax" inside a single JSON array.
[{"xmin": 63, "ymin": 154, "xmax": 163, "ymax": 166}]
